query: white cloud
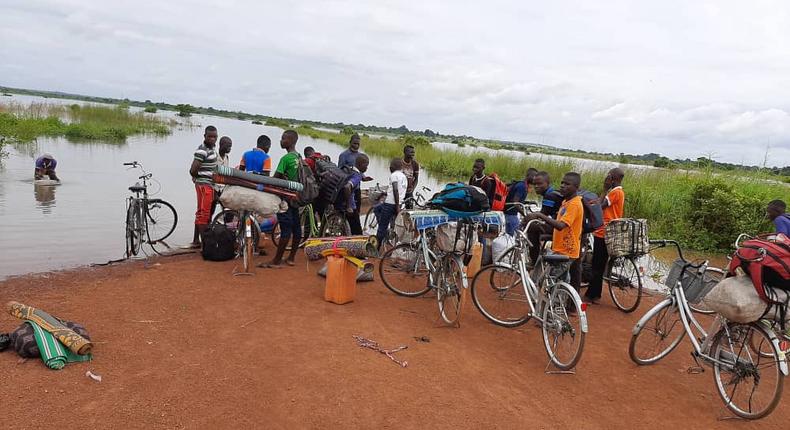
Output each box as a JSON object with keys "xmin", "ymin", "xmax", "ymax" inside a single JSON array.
[{"xmin": 1, "ymin": 0, "xmax": 789, "ymax": 166}]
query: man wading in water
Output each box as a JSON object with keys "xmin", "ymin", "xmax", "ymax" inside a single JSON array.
[{"xmin": 187, "ymin": 125, "xmax": 218, "ymax": 249}]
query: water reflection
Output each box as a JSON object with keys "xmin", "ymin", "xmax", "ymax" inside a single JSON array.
[{"xmin": 34, "ymin": 183, "xmax": 56, "ymax": 213}]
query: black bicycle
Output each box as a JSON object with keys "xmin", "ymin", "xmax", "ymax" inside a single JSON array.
[{"xmin": 124, "ymin": 161, "xmax": 177, "ymax": 257}]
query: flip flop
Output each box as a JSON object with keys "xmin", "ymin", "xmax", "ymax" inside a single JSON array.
[
  {"xmin": 285, "ymin": 260, "xmax": 295, "ymax": 267},
  {"xmin": 257, "ymin": 263, "xmax": 283, "ymax": 269}
]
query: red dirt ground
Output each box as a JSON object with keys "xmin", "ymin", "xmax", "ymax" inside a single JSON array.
[{"xmin": 1, "ymin": 250, "xmax": 788, "ymax": 429}]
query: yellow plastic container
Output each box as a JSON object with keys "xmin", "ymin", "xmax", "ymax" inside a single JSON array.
[
  {"xmin": 466, "ymin": 243, "xmax": 483, "ymax": 279},
  {"xmin": 324, "ymin": 255, "xmax": 357, "ymax": 304}
]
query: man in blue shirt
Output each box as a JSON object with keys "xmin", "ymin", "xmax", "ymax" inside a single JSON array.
[
  {"xmin": 338, "ymin": 133, "xmax": 368, "ymax": 234},
  {"xmin": 767, "ymin": 200, "xmax": 790, "ymax": 236},
  {"xmin": 239, "ymin": 135, "xmax": 272, "ymax": 175},
  {"xmin": 504, "ymin": 168, "xmax": 538, "ymax": 236},
  {"xmin": 34, "ymin": 153, "xmax": 59, "ymax": 181},
  {"xmin": 338, "ymin": 133, "xmax": 361, "ymax": 169},
  {"xmin": 526, "ymin": 171, "xmax": 564, "ymax": 265}
]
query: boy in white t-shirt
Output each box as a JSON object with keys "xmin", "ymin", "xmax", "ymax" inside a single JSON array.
[{"xmin": 375, "ymin": 158, "xmax": 407, "ymax": 249}]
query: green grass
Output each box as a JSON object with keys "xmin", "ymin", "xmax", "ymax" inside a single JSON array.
[
  {"xmin": 0, "ymin": 102, "xmax": 174, "ymax": 143},
  {"xmin": 293, "ymin": 125, "xmax": 786, "ymax": 253}
]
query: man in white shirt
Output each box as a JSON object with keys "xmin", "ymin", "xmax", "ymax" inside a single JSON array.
[{"xmin": 375, "ymin": 158, "xmax": 407, "ymax": 249}]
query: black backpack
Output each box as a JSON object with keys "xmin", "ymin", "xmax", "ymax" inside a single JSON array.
[
  {"xmin": 316, "ymin": 159, "xmax": 354, "ymax": 205},
  {"xmin": 428, "ymin": 183, "xmax": 490, "ymax": 217},
  {"xmin": 577, "ymin": 190, "xmax": 604, "ymax": 234},
  {"xmin": 201, "ymin": 223, "xmax": 236, "ymax": 261}
]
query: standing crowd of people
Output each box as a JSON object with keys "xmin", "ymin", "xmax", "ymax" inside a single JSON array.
[{"xmin": 187, "ymin": 124, "xmax": 790, "ymax": 299}]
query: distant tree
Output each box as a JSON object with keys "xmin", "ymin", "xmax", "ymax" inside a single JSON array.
[
  {"xmin": 176, "ymin": 104, "xmax": 195, "ymax": 117},
  {"xmin": 396, "ymin": 125, "xmax": 409, "ymax": 134},
  {"xmin": 144, "ymin": 106, "xmax": 158, "ymax": 113},
  {"xmin": 653, "ymin": 156, "xmax": 672, "ymax": 168},
  {"xmin": 341, "ymin": 126, "xmax": 355, "ymax": 135},
  {"xmin": 424, "ymin": 129, "xmax": 436, "ymax": 137}
]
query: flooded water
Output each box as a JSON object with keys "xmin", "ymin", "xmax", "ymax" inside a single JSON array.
[{"xmin": 0, "ymin": 95, "xmax": 445, "ymax": 279}]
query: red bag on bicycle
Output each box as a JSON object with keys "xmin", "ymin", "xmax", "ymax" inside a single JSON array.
[{"xmin": 727, "ymin": 233, "xmax": 790, "ymax": 301}]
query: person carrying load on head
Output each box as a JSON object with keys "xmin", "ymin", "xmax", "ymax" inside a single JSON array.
[
  {"xmin": 469, "ymin": 158, "xmax": 495, "ymax": 208},
  {"xmin": 239, "ymin": 135, "xmax": 272, "ymax": 176},
  {"xmin": 375, "ymin": 158, "xmax": 407, "ymax": 249},
  {"xmin": 767, "ymin": 200, "xmax": 790, "ymax": 236},
  {"xmin": 34, "ymin": 153, "xmax": 59, "ymax": 181},
  {"xmin": 585, "ymin": 168, "xmax": 625, "ymax": 304},
  {"xmin": 526, "ymin": 172, "xmax": 584, "ymax": 285},
  {"xmin": 401, "ymin": 145, "xmax": 420, "ymax": 209},
  {"xmin": 187, "ymin": 125, "xmax": 218, "ymax": 249},
  {"xmin": 504, "ymin": 168, "xmax": 538, "ymax": 236}
]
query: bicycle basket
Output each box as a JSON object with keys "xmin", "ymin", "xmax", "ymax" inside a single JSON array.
[
  {"xmin": 664, "ymin": 259, "xmax": 716, "ymax": 303},
  {"xmin": 367, "ymin": 185, "xmax": 388, "ymax": 204}
]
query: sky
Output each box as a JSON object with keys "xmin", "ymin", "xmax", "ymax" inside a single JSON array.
[{"xmin": 2, "ymin": 0, "xmax": 790, "ymax": 166}]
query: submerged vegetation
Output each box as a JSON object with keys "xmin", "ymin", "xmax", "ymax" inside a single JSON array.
[
  {"xmin": 0, "ymin": 102, "xmax": 174, "ymax": 144},
  {"xmin": 294, "ymin": 125, "xmax": 784, "ymax": 253}
]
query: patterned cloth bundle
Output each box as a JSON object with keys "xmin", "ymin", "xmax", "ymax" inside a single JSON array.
[
  {"xmin": 7, "ymin": 301, "xmax": 93, "ymax": 355},
  {"xmin": 303, "ymin": 236, "xmax": 378, "ymax": 261},
  {"xmin": 215, "ymin": 165, "xmax": 303, "ymax": 192}
]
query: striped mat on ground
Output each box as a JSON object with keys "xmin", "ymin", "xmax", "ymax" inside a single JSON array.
[
  {"xmin": 25, "ymin": 321, "xmax": 91, "ymax": 370},
  {"xmin": 216, "ymin": 165, "xmax": 303, "ymax": 192},
  {"xmin": 303, "ymin": 236, "xmax": 378, "ymax": 261},
  {"xmin": 7, "ymin": 301, "xmax": 93, "ymax": 355}
]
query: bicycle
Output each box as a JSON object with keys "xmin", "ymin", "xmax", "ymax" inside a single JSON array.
[
  {"xmin": 628, "ymin": 239, "xmax": 788, "ymax": 420},
  {"xmin": 269, "ymin": 201, "xmax": 350, "ymax": 250},
  {"xmin": 123, "ymin": 161, "xmax": 177, "ymax": 257},
  {"xmin": 471, "ymin": 218, "xmax": 589, "ymax": 371},
  {"xmin": 378, "ymin": 219, "xmax": 471, "ymax": 326},
  {"xmin": 363, "ymin": 185, "xmax": 430, "ymax": 235}
]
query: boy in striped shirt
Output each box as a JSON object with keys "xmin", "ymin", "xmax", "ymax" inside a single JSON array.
[{"xmin": 188, "ymin": 125, "xmax": 218, "ymax": 248}]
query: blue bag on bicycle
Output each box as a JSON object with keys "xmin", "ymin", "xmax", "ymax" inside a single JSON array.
[{"xmin": 428, "ymin": 183, "xmax": 490, "ymax": 217}]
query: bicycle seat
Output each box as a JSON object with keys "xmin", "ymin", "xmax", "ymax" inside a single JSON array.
[
  {"xmin": 543, "ymin": 254, "xmax": 570, "ymax": 264},
  {"xmin": 128, "ymin": 184, "xmax": 146, "ymax": 193}
]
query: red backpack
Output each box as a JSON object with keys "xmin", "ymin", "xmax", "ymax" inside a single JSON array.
[
  {"xmin": 489, "ymin": 173, "xmax": 507, "ymax": 211},
  {"xmin": 727, "ymin": 233, "xmax": 790, "ymax": 302}
]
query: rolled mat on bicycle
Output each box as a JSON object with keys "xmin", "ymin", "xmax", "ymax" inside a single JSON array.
[
  {"xmin": 216, "ymin": 165, "xmax": 304, "ymax": 192},
  {"xmin": 212, "ymin": 174, "xmax": 298, "ymax": 199},
  {"xmin": 7, "ymin": 301, "xmax": 93, "ymax": 355},
  {"xmin": 303, "ymin": 236, "xmax": 378, "ymax": 261}
]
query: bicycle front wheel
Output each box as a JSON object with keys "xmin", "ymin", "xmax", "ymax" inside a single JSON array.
[
  {"xmin": 606, "ymin": 256, "xmax": 643, "ymax": 313},
  {"xmin": 379, "ymin": 243, "xmax": 434, "ymax": 297},
  {"xmin": 541, "ymin": 282, "xmax": 587, "ymax": 370},
  {"xmin": 321, "ymin": 212, "xmax": 350, "ymax": 238},
  {"xmin": 471, "ymin": 264, "xmax": 531, "ymax": 327},
  {"xmin": 144, "ymin": 199, "xmax": 177, "ymax": 242},
  {"xmin": 628, "ymin": 298, "xmax": 685, "ymax": 365},
  {"xmin": 712, "ymin": 322, "xmax": 784, "ymax": 420},
  {"xmin": 126, "ymin": 201, "xmax": 142, "ymax": 257},
  {"xmin": 436, "ymin": 254, "xmax": 467, "ymax": 326},
  {"xmin": 363, "ymin": 206, "xmax": 378, "ymax": 235}
]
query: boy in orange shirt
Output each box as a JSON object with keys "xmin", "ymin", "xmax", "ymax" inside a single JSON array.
[
  {"xmin": 585, "ymin": 168, "xmax": 625, "ymax": 303},
  {"xmin": 527, "ymin": 172, "xmax": 584, "ymax": 281}
]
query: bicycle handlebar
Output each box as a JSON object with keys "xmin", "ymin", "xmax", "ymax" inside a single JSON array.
[{"xmin": 123, "ymin": 162, "xmax": 138, "ymax": 166}]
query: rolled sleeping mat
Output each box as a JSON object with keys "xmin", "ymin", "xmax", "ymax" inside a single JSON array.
[
  {"xmin": 213, "ymin": 174, "xmax": 298, "ymax": 199},
  {"xmin": 303, "ymin": 236, "xmax": 378, "ymax": 261},
  {"xmin": 216, "ymin": 165, "xmax": 303, "ymax": 192},
  {"xmin": 7, "ymin": 301, "xmax": 93, "ymax": 355}
]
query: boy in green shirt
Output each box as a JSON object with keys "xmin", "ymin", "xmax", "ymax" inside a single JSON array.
[{"xmin": 261, "ymin": 130, "xmax": 301, "ymax": 268}]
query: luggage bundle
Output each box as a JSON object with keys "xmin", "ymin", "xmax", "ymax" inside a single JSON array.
[
  {"xmin": 427, "ymin": 183, "xmax": 490, "ymax": 217},
  {"xmin": 605, "ymin": 218, "xmax": 649, "ymax": 257},
  {"xmin": 700, "ymin": 233, "xmax": 790, "ymax": 326},
  {"xmin": 435, "ymin": 221, "xmax": 478, "ymax": 254},
  {"xmin": 219, "ymin": 185, "xmax": 287, "ymax": 216},
  {"xmin": 201, "ymin": 222, "xmax": 236, "ymax": 261},
  {"xmin": 315, "ymin": 159, "xmax": 354, "ymax": 206}
]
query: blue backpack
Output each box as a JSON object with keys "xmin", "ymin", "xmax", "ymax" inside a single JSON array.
[
  {"xmin": 577, "ymin": 190, "xmax": 604, "ymax": 233},
  {"xmin": 428, "ymin": 183, "xmax": 490, "ymax": 217}
]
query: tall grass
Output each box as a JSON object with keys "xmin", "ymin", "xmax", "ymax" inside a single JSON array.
[
  {"xmin": 295, "ymin": 125, "xmax": 786, "ymax": 252},
  {"xmin": 0, "ymin": 102, "xmax": 173, "ymax": 143}
]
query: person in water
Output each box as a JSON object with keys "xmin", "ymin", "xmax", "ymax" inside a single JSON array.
[{"xmin": 34, "ymin": 153, "xmax": 59, "ymax": 181}]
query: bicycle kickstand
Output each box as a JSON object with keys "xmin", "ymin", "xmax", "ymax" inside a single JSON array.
[
  {"xmin": 686, "ymin": 352, "xmax": 704, "ymax": 374},
  {"xmin": 544, "ymin": 361, "xmax": 576, "ymax": 375}
]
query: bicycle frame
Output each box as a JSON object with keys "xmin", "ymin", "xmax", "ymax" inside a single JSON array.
[{"xmin": 633, "ymin": 241, "xmax": 789, "ymax": 375}]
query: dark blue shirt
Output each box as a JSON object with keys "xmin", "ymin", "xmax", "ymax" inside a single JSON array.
[
  {"xmin": 540, "ymin": 186, "xmax": 564, "ymax": 219},
  {"xmin": 504, "ymin": 180, "xmax": 527, "ymax": 215},
  {"xmin": 775, "ymin": 214, "xmax": 790, "ymax": 236},
  {"xmin": 338, "ymin": 149, "xmax": 360, "ymax": 170}
]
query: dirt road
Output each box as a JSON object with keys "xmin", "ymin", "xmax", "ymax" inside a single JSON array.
[{"xmin": 0, "ymin": 252, "xmax": 787, "ymax": 429}]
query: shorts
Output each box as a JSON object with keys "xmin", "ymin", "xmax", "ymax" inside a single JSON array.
[
  {"xmin": 194, "ymin": 183, "xmax": 214, "ymax": 225},
  {"xmin": 276, "ymin": 206, "xmax": 301, "ymax": 240}
]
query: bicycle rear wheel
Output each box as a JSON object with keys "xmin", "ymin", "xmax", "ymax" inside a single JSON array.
[
  {"xmin": 712, "ymin": 322, "xmax": 784, "ymax": 420},
  {"xmin": 321, "ymin": 210, "xmax": 351, "ymax": 238},
  {"xmin": 126, "ymin": 201, "xmax": 142, "ymax": 257},
  {"xmin": 471, "ymin": 264, "xmax": 531, "ymax": 327},
  {"xmin": 606, "ymin": 256, "xmax": 643, "ymax": 313},
  {"xmin": 363, "ymin": 206, "xmax": 378, "ymax": 236},
  {"xmin": 437, "ymin": 254, "xmax": 467, "ymax": 326},
  {"xmin": 541, "ymin": 282, "xmax": 587, "ymax": 370},
  {"xmin": 145, "ymin": 199, "xmax": 177, "ymax": 242},
  {"xmin": 379, "ymin": 243, "xmax": 434, "ymax": 297},
  {"xmin": 628, "ymin": 298, "xmax": 685, "ymax": 365}
]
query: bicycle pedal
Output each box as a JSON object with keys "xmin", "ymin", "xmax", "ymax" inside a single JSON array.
[{"xmin": 687, "ymin": 366, "xmax": 705, "ymax": 374}]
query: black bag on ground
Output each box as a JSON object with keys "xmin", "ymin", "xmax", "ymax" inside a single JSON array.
[
  {"xmin": 10, "ymin": 321, "xmax": 90, "ymax": 358},
  {"xmin": 201, "ymin": 223, "xmax": 236, "ymax": 261},
  {"xmin": 0, "ymin": 333, "xmax": 10, "ymax": 352}
]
